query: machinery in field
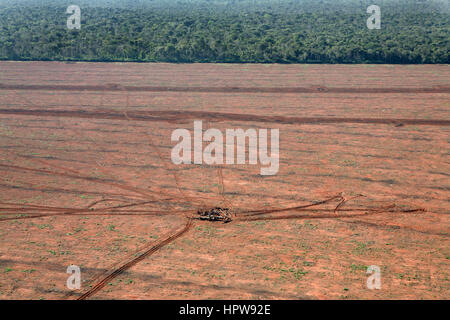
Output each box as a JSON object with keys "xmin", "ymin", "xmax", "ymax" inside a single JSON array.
[{"xmin": 197, "ymin": 207, "xmax": 232, "ymax": 223}]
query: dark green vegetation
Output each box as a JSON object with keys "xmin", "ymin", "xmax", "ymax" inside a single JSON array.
[{"xmin": 0, "ymin": 0, "xmax": 448, "ymax": 63}]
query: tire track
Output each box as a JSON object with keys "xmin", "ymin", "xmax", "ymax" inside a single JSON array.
[
  {"xmin": 0, "ymin": 163, "xmax": 165, "ymax": 200},
  {"xmin": 76, "ymin": 217, "xmax": 193, "ymax": 300},
  {"xmin": 1, "ymin": 84, "xmax": 448, "ymax": 93},
  {"xmin": 0, "ymin": 108, "xmax": 448, "ymax": 126},
  {"xmin": 238, "ymin": 194, "xmax": 344, "ymax": 216},
  {"xmin": 237, "ymin": 207, "xmax": 426, "ymax": 222},
  {"xmin": 0, "ymin": 199, "xmax": 185, "ymax": 221}
]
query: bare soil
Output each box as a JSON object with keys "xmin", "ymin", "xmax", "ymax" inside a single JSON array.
[{"xmin": 0, "ymin": 62, "xmax": 448, "ymax": 300}]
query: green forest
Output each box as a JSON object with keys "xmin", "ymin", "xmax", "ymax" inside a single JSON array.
[{"xmin": 0, "ymin": 0, "xmax": 448, "ymax": 63}]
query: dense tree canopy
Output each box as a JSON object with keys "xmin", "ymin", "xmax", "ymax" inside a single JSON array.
[{"xmin": 0, "ymin": 0, "xmax": 448, "ymax": 63}]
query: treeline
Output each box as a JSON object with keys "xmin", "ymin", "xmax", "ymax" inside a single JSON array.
[{"xmin": 0, "ymin": 0, "xmax": 448, "ymax": 63}]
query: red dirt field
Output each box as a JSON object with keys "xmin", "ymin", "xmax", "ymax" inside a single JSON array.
[{"xmin": 0, "ymin": 62, "xmax": 448, "ymax": 300}]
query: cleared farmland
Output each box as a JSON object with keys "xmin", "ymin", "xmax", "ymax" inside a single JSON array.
[{"xmin": 0, "ymin": 62, "xmax": 448, "ymax": 299}]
